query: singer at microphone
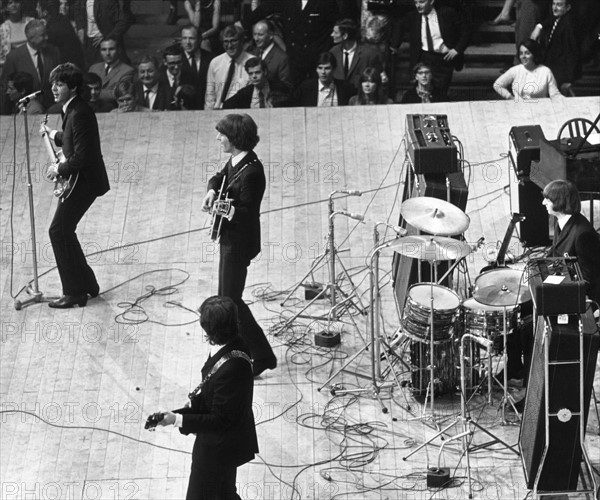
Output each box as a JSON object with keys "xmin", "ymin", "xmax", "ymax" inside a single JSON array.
[{"xmin": 6, "ymin": 73, "xmax": 44, "ymax": 114}]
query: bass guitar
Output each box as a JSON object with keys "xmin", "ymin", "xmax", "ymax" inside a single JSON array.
[{"xmin": 41, "ymin": 114, "xmax": 78, "ymax": 200}]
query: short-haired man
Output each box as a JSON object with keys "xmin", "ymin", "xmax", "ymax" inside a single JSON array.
[
  {"xmin": 250, "ymin": 19, "xmax": 293, "ymax": 90},
  {"xmin": 133, "ymin": 54, "xmax": 171, "ymax": 111},
  {"xmin": 88, "ymin": 36, "xmax": 134, "ymax": 104},
  {"xmin": 5, "ymin": 71, "xmax": 45, "ymax": 114},
  {"xmin": 2, "ymin": 19, "xmax": 61, "ymax": 109},
  {"xmin": 39, "ymin": 63, "xmax": 110, "ymax": 308},
  {"xmin": 293, "ymin": 52, "xmax": 356, "ymax": 107},
  {"xmin": 205, "ymin": 24, "xmax": 252, "ymax": 110},
  {"xmin": 159, "ymin": 44, "xmax": 194, "ymax": 110},
  {"xmin": 82, "ymin": 72, "xmax": 115, "ymax": 112},
  {"xmin": 223, "ymin": 57, "xmax": 289, "ymax": 109},
  {"xmin": 179, "ymin": 24, "xmax": 212, "ymax": 109}
]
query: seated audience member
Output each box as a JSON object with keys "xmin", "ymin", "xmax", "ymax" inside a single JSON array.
[
  {"xmin": 0, "ymin": 0, "xmax": 35, "ymax": 67},
  {"xmin": 82, "ymin": 71, "xmax": 114, "ymax": 112},
  {"xmin": 249, "ymin": 19, "xmax": 293, "ymax": 91},
  {"xmin": 513, "ymin": 0, "xmax": 550, "ymax": 65},
  {"xmin": 329, "ymin": 18, "xmax": 386, "ymax": 93},
  {"xmin": 173, "ymin": 83, "xmax": 197, "ymax": 110},
  {"xmin": 133, "ymin": 54, "xmax": 171, "ymax": 111},
  {"xmin": 349, "ymin": 66, "xmax": 393, "ymax": 105},
  {"xmin": 223, "ymin": 57, "xmax": 289, "ymax": 109},
  {"xmin": 88, "ymin": 36, "xmax": 134, "ymax": 104},
  {"xmin": 205, "ymin": 24, "xmax": 252, "ymax": 110},
  {"xmin": 493, "ymin": 39, "xmax": 561, "ymax": 101},
  {"xmin": 111, "ymin": 77, "xmax": 149, "ymax": 113},
  {"xmin": 401, "ymin": 62, "xmax": 448, "ymax": 103},
  {"xmin": 179, "ymin": 24, "xmax": 212, "ymax": 110},
  {"xmin": 292, "ymin": 52, "xmax": 356, "ymax": 107},
  {"xmin": 159, "ymin": 43, "xmax": 194, "ymax": 110},
  {"xmin": 530, "ymin": 0, "xmax": 580, "ymax": 94},
  {"xmin": 36, "ymin": 0, "xmax": 84, "ymax": 69},
  {"xmin": 184, "ymin": 0, "xmax": 221, "ymax": 53},
  {"xmin": 5, "ymin": 70, "xmax": 44, "ymax": 113}
]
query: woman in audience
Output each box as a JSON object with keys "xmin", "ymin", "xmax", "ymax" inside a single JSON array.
[
  {"xmin": 0, "ymin": 0, "xmax": 35, "ymax": 68},
  {"xmin": 112, "ymin": 78, "xmax": 149, "ymax": 113},
  {"xmin": 348, "ymin": 67, "xmax": 392, "ymax": 105},
  {"xmin": 184, "ymin": 0, "xmax": 221, "ymax": 52},
  {"xmin": 493, "ymin": 39, "xmax": 562, "ymax": 101},
  {"xmin": 401, "ymin": 62, "xmax": 448, "ymax": 103}
]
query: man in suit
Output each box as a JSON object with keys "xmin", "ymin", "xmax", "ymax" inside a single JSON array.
[
  {"xmin": 158, "ymin": 44, "xmax": 194, "ymax": 110},
  {"xmin": 153, "ymin": 295, "xmax": 258, "ymax": 498},
  {"xmin": 250, "ymin": 19, "xmax": 293, "ymax": 91},
  {"xmin": 2, "ymin": 19, "xmax": 61, "ymax": 109},
  {"xmin": 329, "ymin": 18, "xmax": 386, "ymax": 93},
  {"xmin": 180, "ymin": 25, "xmax": 212, "ymax": 110},
  {"xmin": 205, "ymin": 25, "xmax": 252, "ymax": 110},
  {"xmin": 88, "ymin": 36, "xmax": 134, "ymax": 104},
  {"xmin": 201, "ymin": 114, "xmax": 277, "ymax": 377},
  {"xmin": 531, "ymin": 0, "xmax": 581, "ymax": 92},
  {"xmin": 223, "ymin": 57, "xmax": 290, "ymax": 109},
  {"xmin": 39, "ymin": 63, "xmax": 110, "ymax": 308},
  {"xmin": 82, "ymin": 72, "xmax": 115, "ymax": 112},
  {"xmin": 391, "ymin": 0, "xmax": 471, "ymax": 95},
  {"xmin": 293, "ymin": 51, "xmax": 356, "ymax": 107},
  {"xmin": 133, "ymin": 54, "xmax": 171, "ymax": 111}
]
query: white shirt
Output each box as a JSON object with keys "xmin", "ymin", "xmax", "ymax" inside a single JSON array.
[
  {"xmin": 318, "ymin": 81, "xmax": 338, "ymax": 107},
  {"xmin": 493, "ymin": 64, "xmax": 562, "ymax": 102},
  {"xmin": 205, "ymin": 51, "xmax": 252, "ymax": 110},
  {"xmin": 342, "ymin": 43, "xmax": 357, "ymax": 72},
  {"xmin": 421, "ymin": 9, "xmax": 448, "ymax": 53},
  {"xmin": 86, "ymin": 0, "xmax": 101, "ymax": 39},
  {"xmin": 557, "ymin": 214, "xmax": 572, "ymax": 231}
]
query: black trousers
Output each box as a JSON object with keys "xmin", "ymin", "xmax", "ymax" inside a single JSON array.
[
  {"xmin": 186, "ymin": 462, "xmax": 240, "ymax": 500},
  {"xmin": 218, "ymin": 247, "xmax": 275, "ymax": 363},
  {"xmin": 49, "ymin": 186, "xmax": 98, "ymax": 296}
]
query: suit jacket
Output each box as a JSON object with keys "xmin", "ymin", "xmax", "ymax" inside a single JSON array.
[
  {"xmin": 46, "ymin": 14, "xmax": 85, "ymax": 69},
  {"xmin": 292, "ymin": 78, "xmax": 356, "ymax": 107},
  {"xmin": 207, "ymin": 151, "xmax": 265, "ymax": 260},
  {"xmin": 540, "ymin": 12, "xmax": 581, "ymax": 86},
  {"xmin": 400, "ymin": 85, "xmax": 449, "ymax": 103},
  {"xmin": 133, "ymin": 81, "xmax": 171, "ymax": 111},
  {"xmin": 329, "ymin": 42, "xmax": 384, "ymax": 92},
  {"xmin": 2, "ymin": 43, "xmax": 61, "ymax": 108},
  {"xmin": 181, "ymin": 48, "xmax": 212, "ymax": 110},
  {"xmin": 74, "ymin": 0, "xmax": 130, "ymax": 41},
  {"xmin": 54, "ymin": 96, "xmax": 110, "ymax": 198},
  {"xmin": 89, "ymin": 60, "xmax": 134, "ymax": 102},
  {"xmin": 158, "ymin": 67, "xmax": 195, "ymax": 110},
  {"xmin": 222, "ymin": 81, "xmax": 290, "ymax": 109},
  {"xmin": 174, "ymin": 336, "xmax": 258, "ymax": 468},
  {"xmin": 549, "ymin": 212, "xmax": 600, "ymax": 304},
  {"xmin": 394, "ymin": 5, "xmax": 471, "ymax": 70},
  {"xmin": 250, "ymin": 44, "xmax": 293, "ymax": 90}
]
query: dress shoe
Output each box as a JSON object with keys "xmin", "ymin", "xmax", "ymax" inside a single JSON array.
[
  {"xmin": 49, "ymin": 294, "xmax": 88, "ymax": 309},
  {"xmin": 166, "ymin": 8, "xmax": 177, "ymax": 25},
  {"xmin": 253, "ymin": 356, "xmax": 277, "ymax": 377},
  {"xmin": 88, "ymin": 285, "xmax": 100, "ymax": 298}
]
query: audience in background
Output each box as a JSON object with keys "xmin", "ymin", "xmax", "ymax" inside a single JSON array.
[
  {"xmin": 36, "ymin": 0, "xmax": 84, "ymax": 69},
  {"xmin": 0, "ymin": 0, "xmax": 35, "ymax": 68},
  {"xmin": 172, "ymin": 82, "xmax": 197, "ymax": 110},
  {"xmin": 179, "ymin": 24, "xmax": 212, "ymax": 110},
  {"xmin": 401, "ymin": 62, "xmax": 448, "ymax": 103},
  {"xmin": 82, "ymin": 71, "xmax": 114, "ymax": 112},
  {"xmin": 159, "ymin": 43, "xmax": 194, "ymax": 110},
  {"xmin": 514, "ymin": 0, "xmax": 549, "ymax": 64},
  {"xmin": 349, "ymin": 66, "xmax": 393, "ymax": 105},
  {"xmin": 184, "ymin": 0, "xmax": 221, "ymax": 53},
  {"xmin": 112, "ymin": 76, "xmax": 148, "ymax": 112},
  {"xmin": 249, "ymin": 19, "xmax": 293, "ymax": 91},
  {"xmin": 5, "ymin": 70, "xmax": 44, "ymax": 113},
  {"xmin": 88, "ymin": 35, "xmax": 133, "ymax": 104},
  {"xmin": 133, "ymin": 54, "xmax": 171, "ymax": 110}
]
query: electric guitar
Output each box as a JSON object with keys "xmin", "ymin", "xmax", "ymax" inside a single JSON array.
[
  {"xmin": 41, "ymin": 115, "xmax": 78, "ymax": 200},
  {"xmin": 209, "ymin": 176, "xmax": 232, "ymax": 242}
]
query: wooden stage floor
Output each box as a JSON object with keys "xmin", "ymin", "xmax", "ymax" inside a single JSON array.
[{"xmin": 1, "ymin": 97, "xmax": 599, "ymax": 499}]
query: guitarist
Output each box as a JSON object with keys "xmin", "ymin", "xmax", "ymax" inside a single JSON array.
[
  {"xmin": 40, "ymin": 63, "xmax": 110, "ymax": 308},
  {"xmin": 201, "ymin": 114, "xmax": 277, "ymax": 377}
]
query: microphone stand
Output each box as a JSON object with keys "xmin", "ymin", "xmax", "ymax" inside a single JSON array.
[{"xmin": 14, "ymin": 102, "xmax": 48, "ymax": 309}]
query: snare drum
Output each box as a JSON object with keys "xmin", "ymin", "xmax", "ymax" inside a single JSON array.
[
  {"xmin": 410, "ymin": 337, "xmax": 457, "ymax": 396},
  {"xmin": 402, "ymin": 284, "xmax": 460, "ymax": 341}
]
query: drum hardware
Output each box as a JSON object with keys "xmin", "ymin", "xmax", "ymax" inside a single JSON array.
[
  {"xmin": 473, "ymin": 268, "xmax": 531, "ymax": 424},
  {"xmin": 399, "ymin": 196, "xmax": 470, "ymax": 236},
  {"xmin": 275, "ymin": 190, "xmax": 367, "ymax": 337}
]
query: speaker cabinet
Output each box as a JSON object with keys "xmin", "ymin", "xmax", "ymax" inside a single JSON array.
[
  {"xmin": 508, "ymin": 173, "xmax": 551, "ymax": 248},
  {"xmin": 519, "ymin": 310, "xmax": 599, "ymax": 492}
]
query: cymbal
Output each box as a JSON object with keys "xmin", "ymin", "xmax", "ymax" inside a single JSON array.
[
  {"xmin": 400, "ymin": 197, "xmax": 470, "ymax": 236},
  {"xmin": 473, "ymin": 268, "xmax": 531, "ymax": 307},
  {"xmin": 389, "ymin": 235, "xmax": 471, "ymax": 261}
]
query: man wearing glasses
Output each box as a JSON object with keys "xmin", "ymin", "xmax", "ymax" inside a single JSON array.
[
  {"xmin": 159, "ymin": 44, "xmax": 194, "ymax": 110},
  {"xmin": 205, "ymin": 25, "xmax": 252, "ymax": 110}
]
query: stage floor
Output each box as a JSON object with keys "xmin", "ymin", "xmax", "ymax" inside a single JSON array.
[{"xmin": 1, "ymin": 97, "xmax": 599, "ymax": 499}]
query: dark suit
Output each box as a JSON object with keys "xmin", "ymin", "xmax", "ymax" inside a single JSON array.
[
  {"xmin": 2, "ymin": 43, "xmax": 61, "ymax": 109},
  {"xmin": 207, "ymin": 152, "xmax": 276, "ymax": 365},
  {"xmin": 329, "ymin": 42, "xmax": 384, "ymax": 92},
  {"xmin": 158, "ymin": 67, "xmax": 195, "ymax": 110},
  {"xmin": 46, "ymin": 14, "xmax": 85, "ymax": 70},
  {"xmin": 89, "ymin": 60, "xmax": 135, "ymax": 103},
  {"xmin": 50, "ymin": 96, "xmax": 110, "ymax": 296},
  {"xmin": 292, "ymin": 78, "xmax": 356, "ymax": 107},
  {"xmin": 174, "ymin": 336, "xmax": 257, "ymax": 498},
  {"xmin": 133, "ymin": 81, "xmax": 171, "ymax": 111},
  {"xmin": 549, "ymin": 212, "xmax": 600, "ymax": 304},
  {"xmin": 400, "ymin": 85, "xmax": 449, "ymax": 103},
  {"xmin": 181, "ymin": 48, "xmax": 212, "ymax": 110},
  {"xmin": 222, "ymin": 81, "xmax": 290, "ymax": 109},
  {"xmin": 250, "ymin": 44, "xmax": 293, "ymax": 90},
  {"xmin": 539, "ymin": 12, "xmax": 581, "ymax": 87}
]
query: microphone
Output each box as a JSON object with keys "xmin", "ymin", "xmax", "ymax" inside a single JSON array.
[
  {"xmin": 337, "ymin": 210, "xmax": 364, "ymax": 221},
  {"xmin": 337, "ymin": 189, "xmax": 362, "ymax": 196},
  {"xmin": 18, "ymin": 90, "xmax": 43, "ymax": 104}
]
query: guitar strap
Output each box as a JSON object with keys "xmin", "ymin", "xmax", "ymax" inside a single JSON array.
[
  {"xmin": 188, "ymin": 349, "xmax": 253, "ymax": 400},
  {"xmin": 225, "ymin": 157, "xmax": 260, "ymax": 191}
]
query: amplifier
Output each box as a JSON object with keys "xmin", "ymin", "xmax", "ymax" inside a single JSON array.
[
  {"xmin": 406, "ymin": 114, "xmax": 458, "ymax": 174},
  {"xmin": 508, "ymin": 125, "xmax": 545, "ymax": 178},
  {"xmin": 527, "ymin": 257, "xmax": 587, "ymax": 315}
]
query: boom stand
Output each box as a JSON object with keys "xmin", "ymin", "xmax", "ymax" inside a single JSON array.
[
  {"xmin": 14, "ymin": 105, "xmax": 49, "ymax": 310},
  {"xmin": 274, "ymin": 191, "xmax": 367, "ymax": 335}
]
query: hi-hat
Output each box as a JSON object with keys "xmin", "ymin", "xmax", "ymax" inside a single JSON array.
[
  {"xmin": 473, "ymin": 267, "xmax": 531, "ymax": 307},
  {"xmin": 389, "ymin": 235, "xmax": 471, "ymax": 261},
  {"xmin": 400, "ymin": 197, "xmax": 470, "ymax": 235}
]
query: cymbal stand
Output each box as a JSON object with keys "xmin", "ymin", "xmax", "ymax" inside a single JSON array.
[{"xmin": 14, "ymin": 104, "xmax": 50, "ymax": 310}]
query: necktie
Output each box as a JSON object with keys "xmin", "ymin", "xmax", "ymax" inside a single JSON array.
[
  {"xmin": 258, "ymin": 88, "xmax": 265, "ymax": 108},
  {"xmin": 548, "ymin": 18, "xmax": 559, "ymax": 44},
  {"xmin": 221, "ymin": 58, "xmax": 236, "ymax": 102},
  {"xmin": 36, "ymin": 51, "xmax": 44, "ymax": 81},
  {"xmin": 424, "ymin": 15, "xmax": 434, "ymax": 52},
  {"xmin": 144, "ymin": 88, "xmax": 151, "ymax": 108},
  {"xmin": 259, "ymin": 49, "xmax": 264, "ymax": 60},
  {"xmin": 343, "ymin": 51, "xmax": 349, "ymax": 78},
  {"xmin": 105, "ymin": 65, "xmax": 110, "ymax": 76}
]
